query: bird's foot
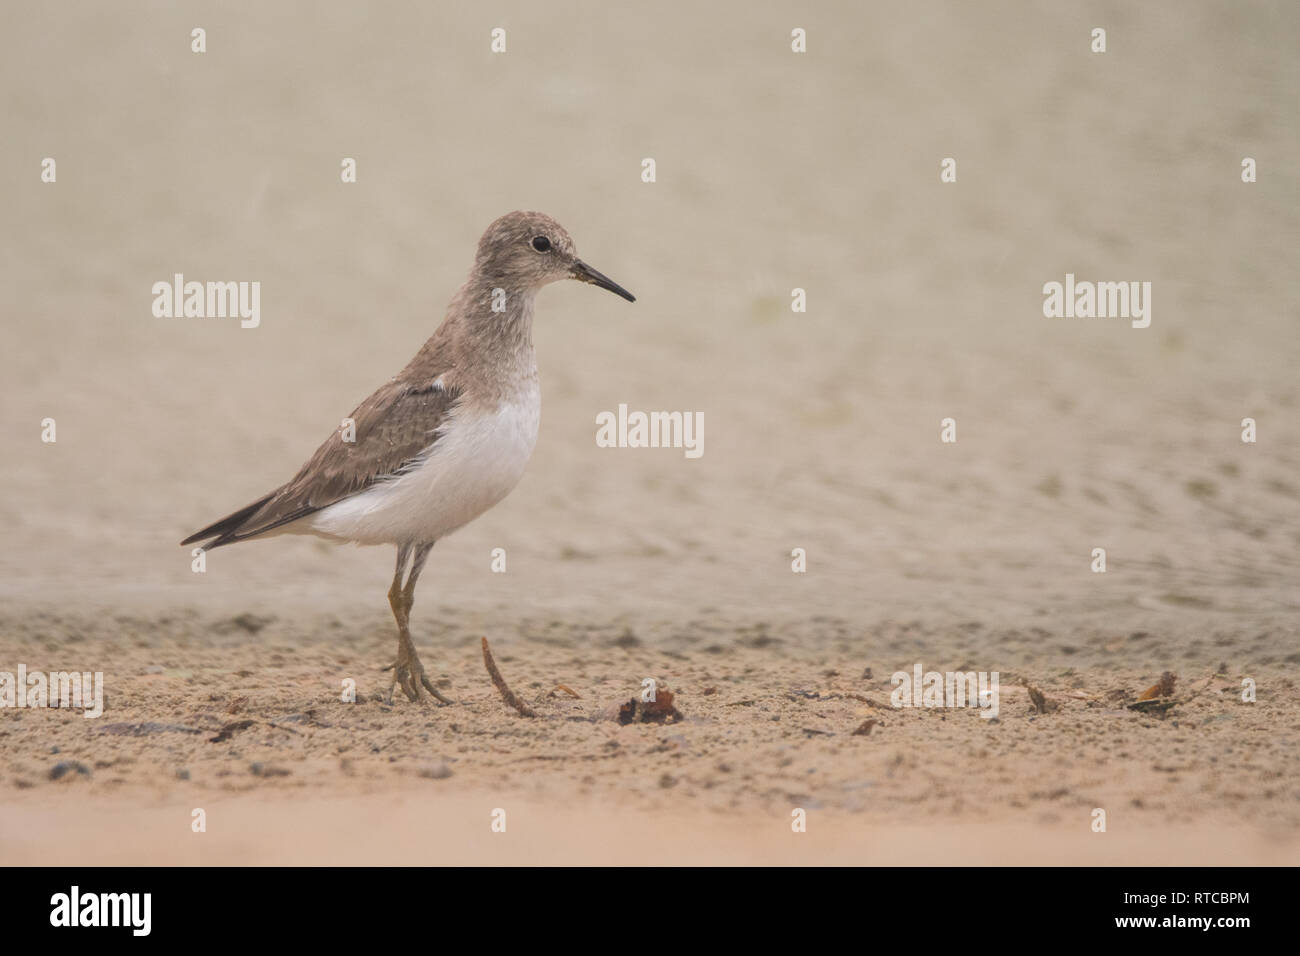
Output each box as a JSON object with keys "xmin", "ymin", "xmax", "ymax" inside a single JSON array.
[{"xmin": 381, "ymin": 646, "xmax": 453, "ymax": 706}]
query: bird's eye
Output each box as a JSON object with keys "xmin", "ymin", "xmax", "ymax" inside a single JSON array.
[{"xmin": 531, "ymin": 236, "xmax": 551, "ymax": 253}]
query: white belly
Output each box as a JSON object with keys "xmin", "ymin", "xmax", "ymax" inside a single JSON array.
[{"xmin": 306, "ymin": 390, "xmax": 540, "ymax": 546}]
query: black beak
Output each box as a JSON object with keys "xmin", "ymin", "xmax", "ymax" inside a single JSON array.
[{"xmin": 571, "ymin": 260, "xmax": 635, "ymax": 302}]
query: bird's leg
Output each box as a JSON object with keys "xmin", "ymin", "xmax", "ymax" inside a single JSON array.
[
  {"xmin": 380, "ymin": 542, "xmax": 451, "ymax": 705},
  {"xmin": 383, "ymin": 543, "xmax": 418, "ymax": 703},
  {"xmin": 401, "ymin": 543, "xmax": 453, "ymax": 704}
]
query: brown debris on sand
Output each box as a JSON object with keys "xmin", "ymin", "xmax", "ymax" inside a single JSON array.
[
  {"xmin": 1137, "ymin": 671, "xmax": 1177, "ymax": 701},
  {"xmin": 481, "ymin": 637, "xmax": 537, "ymax": 718},
  {"xmin": 615, "ymin": 685, "xmax": 683, "ymax": 725},
  {"xmin": 1026, "ymin": 684, "xmax": 1051, "ymax": 714},
  {"xmin": 1128, "ymin": 670, "xmax": 1188, "ymax": 716},
  {"xmin": 1128, "ymin": 669, "xmax": 1241, "ymax": 717}
]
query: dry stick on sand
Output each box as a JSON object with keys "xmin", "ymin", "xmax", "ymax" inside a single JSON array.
[{"xmin": 481, "ymin": 637, "xmax": 537, "ymax": 718}]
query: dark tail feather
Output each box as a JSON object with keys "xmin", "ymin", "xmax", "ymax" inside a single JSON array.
[{"xmin": 180, "ymin": 493, "xmax": 276, "ymax": 549}]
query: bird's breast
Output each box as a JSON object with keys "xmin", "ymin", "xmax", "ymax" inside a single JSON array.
[
  {"xmin": 307, "ymin": 382, "xmax": 540, "ymax": 545},
  {"xmin": 414, "ymin": 384, "xmax": 540, "ymax": 526}
]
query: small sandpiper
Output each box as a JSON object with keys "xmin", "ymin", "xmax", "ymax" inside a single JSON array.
[{"xmin": 182, "ymin": 211, "xmax": 635, "ymax": 702}]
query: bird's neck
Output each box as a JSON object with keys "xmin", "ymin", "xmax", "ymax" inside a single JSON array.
[
  {"xmin": 453, "ymin": 275, "xmax": 538, "ymax": 357},
  {"xmin": 410, "ymin": 277, "xmax": 538, "ymax": 408}
]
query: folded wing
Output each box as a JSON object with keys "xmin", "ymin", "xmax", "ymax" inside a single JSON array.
[{"xmin": 181, "ymin": 377, "xmax": 461, "ymax": 549}]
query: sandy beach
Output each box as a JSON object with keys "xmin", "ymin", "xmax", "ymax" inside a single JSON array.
[{"xmin": 1, "ymin": 1, "xmax": 1298, "ymax": 865}]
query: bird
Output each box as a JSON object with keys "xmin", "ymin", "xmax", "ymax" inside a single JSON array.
[{"xmin": 181, "ymin": 211, "xmax": 635, "ymax": 703}]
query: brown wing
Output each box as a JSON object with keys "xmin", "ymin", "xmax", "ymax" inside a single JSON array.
[{"xmin": 181, "ymin": 377, "xmax": 461, "ymax": 548}]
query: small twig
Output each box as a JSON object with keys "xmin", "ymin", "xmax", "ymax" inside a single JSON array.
[{"xmin": 482, "ymin": 637, "xmax": 537, "ymax": 717}]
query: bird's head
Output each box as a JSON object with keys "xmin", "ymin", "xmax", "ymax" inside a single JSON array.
[{"xmin": 473, "ymin": 210, "xmax": 635, "ymax": 303}]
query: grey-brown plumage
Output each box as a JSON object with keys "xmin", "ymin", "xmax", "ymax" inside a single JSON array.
[
  {"xmin": 181, "ymin": 211, "xmax": 634, "ymax": 703},
  {"xmin": 180, "ymin": 377, "xmax": 464, "ymax": 549}
]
